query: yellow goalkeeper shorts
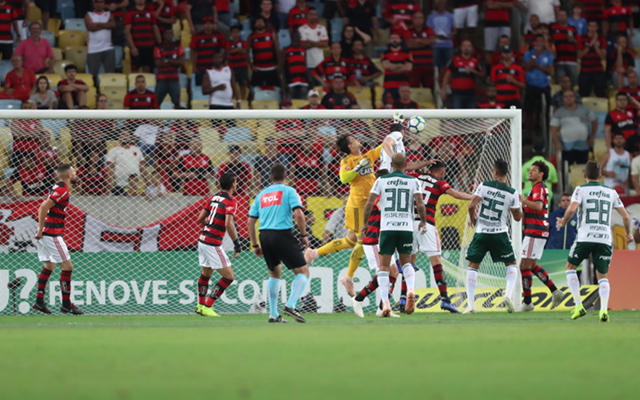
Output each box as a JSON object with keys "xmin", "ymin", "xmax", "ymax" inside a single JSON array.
[{"xmin": 344, "ymin": 205, "xmax": 364, "ymax": 234}]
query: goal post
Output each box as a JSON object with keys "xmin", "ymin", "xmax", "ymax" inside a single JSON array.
[{"xmin": 0, "ymin": 108, "xmax": 522, "ymax": 315}]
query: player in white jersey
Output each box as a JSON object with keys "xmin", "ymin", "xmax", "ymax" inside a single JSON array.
[
  {"xmin": 557, "ymin": 161, "xmax": 633, "ymax": 322},
  {"xmin": 380, "ymin": 112, "xmax": 435, "ymax": 172},
  {"xmin": 464, "ymin": 160, "xmax": 522, "ymax": 314},
  {"xmin": 362, "ymin": 154, "xmax": 427, "ymax": 317}
]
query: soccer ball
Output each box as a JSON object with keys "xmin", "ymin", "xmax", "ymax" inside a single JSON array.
[{"xmin": 407, "ymin": 116, "xmax": 426, "ymax": 134}]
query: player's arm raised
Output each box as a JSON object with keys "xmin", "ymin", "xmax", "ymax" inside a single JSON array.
[
  {"xmin": 382, "ymin": 135, "xmax": 395, "ymax": 158},
  {"xmin": 468, "ymin": 195, "xmax": 481, "ymax": 228},
  {"xmin": 360, "ymin": 192, "xmax": 378, "ymax": 236},
  {"xmin": 414, "ymin": 192, "xmax": 427, "ymax": 232},
  {"xmin": 34, "ymin": 198, "xmax": 56, "ymax": 240}
]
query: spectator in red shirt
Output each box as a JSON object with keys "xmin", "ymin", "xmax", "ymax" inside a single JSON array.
[
  {"xmin": 578, "ymin": 20, "xmax": 607, "ymax": 98},
  {"xmin": 218, "ymin": 144, "xmax": 253, "ymax": 195},
  {"xmin": 124, "ymin": 75, "xmax": 159, "ymax": 109},
  {"xmin": 226, "ymin": 25, "xmax": 248, "ymax": 100},
  {"xmin": 490, "ymin": 44, "xmax": 525, "ymax": 108},
  {"xmin": 393, "ymin": 84, "xmax": 419, "ymax": 109},
  {"xmin": 441, "ymin": 39, "xmax": 483, "ymax": 109},
  {"xmin": 580, "ymin": 0, "xmax": 605, "ymax": 23},
  {"xmin": 312, "ymin": 42, "xmax": 351, "ymax": 90},
  {"xmin": 251, "ymin": 0, "xmax": 279, "ymax": 32},
  {"xmin": 125, "ymin": 0, "xmax": 162, "ymax": 72},
  {"xmin": 384, "ymin": 0, "xmax": 421, "ymax": 36},
  {"xmin": 215, "ymin": 0, "xmax": 232, "ymax": 31},
  {"xmin": 149, "ymin": 0, "xmax": 177, "ymax": 32},
  {"xmin": 302, "ymin": 88, "xmax": 326, "ymax": 109},
  {"xmin": 176, "ymin": 137, "xmax": 214, "ymax": 196},
  {"xmin": 379, "ymin": 91, "xmax": 395, "ymax": 109},
  {"xmin": 603, "ymin": 0, "xmax": 633, "ymax": 38},
  {"xmin": 58, "ymin": 64, "xmax": 89, "ymax": 109},
  {"xmin": 248, "ymin": 16, "xmax": 281, "ymax": 90},
  {"xmin": 9, "ymin": 101, "xmax": 42, "ymax": 167},
  {"xmin": 14, "ymin": 22, "xmax": 54, "ymax": 73},
  {"xmin": 483, "ymin": 0, "xmax": 517, "ymax": 65},
  {"xmin": 492, "ymin": 34, "xmax": 522, "ymax": 67},
  {"xmin": 348, "ymin": 39, "xmax": 382, "ymax": 88},
  {"xmin": 552, "ymin": 9, "xmax": 579, "ymax": 87},
  {"xmin": 288, "ymin": 0, "xmax": 309, "ymax": 34},
  {"xmin": 609, "ymin": 34, "xmax": 635, "ymax": 89},
  {"xmin": 404, "ymin": 11, "xmax": 436, "ymax": 90},
  {"xmin": 154, "ymin": 28, "xmax": 185, "ymax": 108},
  {"xmin": 283, "ymin": 31, "xmax": 308, "ymax": 100},
  {"xmin": 292, "ymin": 138, "xmax": 326, "ymax": 195},
  {"xmin": 382, "ymin": 32, "xmax": 413, "ymax": 100},
  {"xmin": 476, "ymin": 82, "xmax": 505, "ymax": 108},
  {"xmin": 321, "ymin": 75, "xmax": 358, "ymax": 109},
  {"xmin": 0, "ymin": 0, "xmax": 18, "ymax": 60},
  {"xmin": 0, "ymin": 54, "xmax": 35, "ymax": 102},
  {"xmin": 77, "ymin": 150, "xmax": 108, "ymax": 196},
  {"xmin": 186, "ymin": 0, "xmax": 218, "ymax": 34},
  {"xmin": 191, "ymin": 16, "xmax": 227, "ymax": 85},
  {"xmin": 8, "ymin": 152, "xmax": 48, "ymax": 197}
]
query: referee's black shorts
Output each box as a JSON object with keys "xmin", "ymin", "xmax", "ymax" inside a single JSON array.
[{"xmin": 259, "ymin": 229, "xmax": 306, "ymax": 271}]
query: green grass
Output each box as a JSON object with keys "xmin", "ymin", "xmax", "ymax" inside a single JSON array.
[{"xmin": 1, "ymin": 311, "xmax": 638, "ymax": 400}]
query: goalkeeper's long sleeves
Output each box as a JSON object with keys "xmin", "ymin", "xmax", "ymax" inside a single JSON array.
[{"xmin": 340, "ymin": 169, "xmax": 358, "ymax": 184}]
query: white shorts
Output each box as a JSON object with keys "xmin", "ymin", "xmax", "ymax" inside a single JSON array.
[
  {"xmin": 35, "ymin": 236, "xmax": 70, "ymax": 264},
  {"xmin": 412, "ymin": 221, "xmax": 441, "ymax": 257},
  {"xmin": 363, "ymin": 244, "xmax": 396, "ymax": 271},
  {"xmin": 484, "ymin": 26, "xmax": 511, "ymax": 51},
  {"xmin": 521, "ymin": 236, "xmax": 547, "ymax": 260},
  {"xmin": 454, "ymin": 5, "xmax": 478, "ymax": 28},
  {"xmin": 198, "ymin": 242, "xmax": 232, "ymax": 269}
]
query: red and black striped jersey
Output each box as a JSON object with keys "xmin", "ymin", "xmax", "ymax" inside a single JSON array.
[
  {"xmin": 382, "ymin": 48, "xmax": 412, "ymax": 89},
  {"xmin": 105, "ymin": 0, "xmax": 125, "ymax": 18},
  {"xmin": 249, "ymin": 31, "xmax": 277, "ymax": 70},
  {"xmin": 313, "ymin": 56, "xmax": 351, "ymax": 84},
  {"xmin": 288, "ymin": 4, "xmax": 309, "ymax": 31},
  {"xmin": 619, "ymin": 85, "xmax": 640, "ymax": 115},
  {"xmin": 199, "ymin": 192, "xmax": 237, "ymax": 246},
  {"xmin": 581, "ymin": 0, "xmax": 604, "ymax": 21},
  {"xmin": 485, "ymin": 0, "xmax": 511, "ymax": 27},
  {"xmin": 577, "ymin": 34, "xmax": 606, "ymax": 72},
  {"xmin": 446, "ymin": 55, "xmax": 481, "ymax": 96},
  {"xmin": 154, "ymin": 44, "xmax": 184, "ymax": 81},
  {"xmin": 124, "ymin": 89, "xmax": 159, "ymax": 109},
  {"xmin": 393, "ymin": 99, "xmax": 419, "ymax": 109},
  {"xmin": 179, "ymin": 153, "xmax": 213, "ymax": 195},
  {"xmin": 147, "ymin": 0, "xmax": 175, "ymax": 31},
  {"xmin": 76, "ymin": 166, "xmax": 107, "ymax": 196},
  {"xmin": 403, "ymin": 27, "xmax": 435, "ymax": 69},
  {"xmin": 9, "ymin": 164, "xmax": 48, "ymax": 196},
  {"xmin": 384, "ymin": 0, "xmax": 420, "ymax": 26},
  {"xmin": 320, "ymin": 91, "xmax": 358, "ymax": 109},
  {"xmin": 411, "ymin": 172, "xmax": 451, "ymax": 225},
  {"xmin": 190, "ymin": 30, "xmax": 227, "ymax": 70},
  {"xmin": 43, "ymin": 182, "xmax": 70, "ymax": 237},
  {"xmin": 363, "ymin": 197, "xmax": 381, "ymax": 245},
  {"xmin": 347, "ymin": 55, "xmax": 380, "ymax": 77},
  {"xmin": 476, "ymin": 97, "xmax": 505, "ymax": 109},
  {"xmin": 605, "ymin": 4, "xmax": 632, "ymax": 32},
  {"xmin": 226, "ymin": 40, "xmax": 248, "ymax": 70},
  {"xmin": 605, "ymin": 109, "xmax": 637, "ymax": 140},
  {"xmin": 294, "ymin": 152, "xmax": 324, "ymax": 194},
  {"xmin": 284, "ymin": 46, "xmax": 308, "ymax": 86},
  {"xmin": 551, "ymin": 23, "xmax": 578, "ymax": 63},
  {"xmin": 491, "ymin": 61, "xmax": 525, "ymax": 103},
  {"xmin": 607, "ymin": 48, "xmax": 635, "ymax": 72},
  {"xmin": 523, "ymin": 181, "xmax": 549, "ymax": 238},
  {"xmin": 0, "ymin": 4, "xmax": 17, "ymax": 43},
  {"xmin": 217, "ymin": 161, "xmax": 252, "ymax": 195},
  {"xmin": 124, "ymin": 9, "xmax": 158, "ymax": 48},
  {"xmin": 6, "ymin": 0, "xmax": 23, "ymax": 18},
  {"xmin": 491, "ymin": 50, "xmax": 521, "ymax": 67}
]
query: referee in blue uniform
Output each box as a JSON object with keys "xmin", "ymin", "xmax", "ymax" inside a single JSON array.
[{"xmin": 248, "ymin": 163, "xmax": 310, "ymax": 323}]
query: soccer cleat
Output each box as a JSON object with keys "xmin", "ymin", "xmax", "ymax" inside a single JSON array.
[
  {"xmin": 32, "ymin": 302, "xmax": 52, "ymax": 314},
  {"xmin": 376, "ymin": 308, "xmax": 400, "ymax": 318},
  {"xmin": 599, "ymin": 309, "xmax": 609, "ymax": 323},
  {"xmin": 200, "ymin": 306, "xmax": 220, "ymax": 317},
  {"xmin": 61, "ymin": 304, "xmax": 84, "ymax": 315},
  {"xmin": 393, "ymin": 296, "xmax": 407, "ymax": 313},
  {"xmin": 283, "ymin": 306, "xmax": 306, "ymax": 323},
  {"xmin": 462, "ymin": 307, "xmax": 476, "ymax": 314},
  {"xmin": 405, "ymin": 290, "xmax": 416, "ymax": 315},
  {"xmin": 268, "ymin": 315, "xmax": 288, "ymax": 323},
  {"xmin": 340, "ymin": 275, "xmax": 356, "ymax": 297},
  {"xmin": 195, "ymin": 304, "xmax": 203, "ymax": 315},
  {"xmin": 381, "ymin": 300, "xmax": 391, "ymax": 317},
  {"xmin": 518, "ymin": 302, "xmax": 535, "ymax": 312},
  {"xmin": 551, "ymin": 290, "xmax": 564, "ymax": 309},
  {"xmin": 571, "ymin": 304, "xmax": 587, "ymax": 320},
  {"xmin": 440, "ymin": 299, "xmax": 461, "ymax": 314},
  {"xmin": 502, "ymin": 296, "xmax": 515, "ymax": 313},
  {"xmin": 351, "ymin": 297, "xmax": 365, "ymax": 318},
  {"xmin": 304, "ymin": 248, "xmax": 317, "ymax": 265}
]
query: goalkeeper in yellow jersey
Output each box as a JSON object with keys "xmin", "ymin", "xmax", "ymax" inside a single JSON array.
[{"xmin": 304, "ymin": 134, "xmax": 382, "ymax": 296}]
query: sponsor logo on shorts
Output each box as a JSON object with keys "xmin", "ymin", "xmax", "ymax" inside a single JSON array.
[
  {"xmin": 599, "ymin": 255, "xmax": 612, "ymax": 261},
  {"xmin": 403, "ymin": 243, "xmax": 412, "ymax": 247},
  {"xmin": 501, "ymin": 252, "xmax": 514, "ymax": 258}
]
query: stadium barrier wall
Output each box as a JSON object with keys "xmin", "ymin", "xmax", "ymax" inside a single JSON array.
[{"xmin": 609, "ymin": 251, "xmax": 640, "ymax": 310}]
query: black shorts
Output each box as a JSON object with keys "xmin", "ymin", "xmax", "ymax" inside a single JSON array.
[
  {"xmin": 250, "ymin": 69, "xmax": 280, "ymax": 88},
  {"xmin": 34, "ymin": 0, "xmax": 51, "ymax": 13},
  {"xmin": 259, "ymin": 230, "xmax": 306, "ymax": 271},
  {"xmin": 233, "ymin": 68, "xmax": 248, "ymax": 85},
  {"xmin": 131, "ymin": 47, "xmax": 155, "ymax": 71}
]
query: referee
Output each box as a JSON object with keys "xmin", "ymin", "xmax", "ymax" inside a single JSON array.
[{"xmin": 248, "ymin": 163, "xmax": 310, "ymax": 323}]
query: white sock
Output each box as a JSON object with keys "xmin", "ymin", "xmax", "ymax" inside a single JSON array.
[
  {"xmin": 378, "ymin": 271, "xmax": 390, "ymax": 302},
  {"xmin": 505, "ymin": 265, "xmax": 518, "ymax": 298},
  {"xmin": 466, "ymin": 268, "xmax": 478, "ymax": 309},
  {"xmin": 598, "ymin": 278, "xmax": 610, "ymax": 311},
  {"xmin": 402, "ymin": 264, "xmax": 415, "ymax": 291},
  {"xmin": 566, "ymin": 270, "xmax": 582, "ymax": 306}
]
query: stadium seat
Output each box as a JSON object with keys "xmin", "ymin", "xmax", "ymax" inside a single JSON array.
[
  {"xmin": 593, "ymin": 111, "xmax": 606, "ymax": 139},
  {"xmin": 58, "ymin": 30, "xmax": 86, "ymax": 48},
  {"xmin": 64, "ymin": 18, "xmax": 86, "ymax": 31},
  {"xmin": 550, "ymin": 84, "xmax": 561, "ymax": 97},
  {"xmin": 314, "ymin": 86, "xmax": 324, "ymax": 96},
  {"xmin": 292, "ymin": 99, "xmax": 307, "ymax": 109},
  {"xmin": 28, "ymin": 2, "xmax": 41, "ymax": 22},
  {"xmin": 161, "ymin": 101, "xmax": 187, "ymax": 109},
  {"xmin": 413, "ymin": 88, "xmax": 434, "ymax": 104},
  {"xmin": 242, "ymin": 18, "xmax": 251, "ymax": 31},
  {"xmin": 350, "ymin": 86, "xmax": 371, "ymax": 101},
  {"xmin": 241, "ymin": 30, "xmax": 251, "ymax": 41},
  {"xmin": 53, "ymin": 59, "xmax": 74, "ymax": 76},
  {"xmin": 40, "ymin": 30, "xmax": 56, "ymax": 48},
  {"xmin": 191, "ymin": 86, "xmax": 208, "ymax": 100},
  {"xmin": 0, "ymin": 60, "xmax": 11, "ymax": 85},
  {"xmin": 254, "ymin": 90, "xmax": 281, "ymax": 101},
  {"xmin": 52, "ymin": 47, "xmax": 64, "ymax": 61},
  {"xmin": 59, "ymin": 4, "xmax": 74, "ymax": 22},
  {"xmin": 239, "ymin": 100, "xmax": 250, "ymax": 109},
  {"xmin": 582, "ymin": 97, "xmax": 609, "ymax": 113},
  {"xmin": 569, "ymin": 164, "xmax": 587, "ymax": 189},
  {"xmin": 609, "ymin": 96, "xmax": 616, "ymax": 111},
  {"xmin": 180, "ymin": 29, "xmax": 191, "ymax": 49},
  {"xmin": 48, "ymin": 18, "xmax": 61, "ymax": 37},
  {"xmin": 224, "ymin": 127, "xmax": 252, "ymax": 143},
  {"xmin": 278, "ymin": 29, "xmax": 291, "ymax": 49},
  {"xmin": 42, "ymin": 73, "xmax": 62, "ymax": 88},
  {"xmin": 76, "ymin": 73, "xmax": 94, "ymax": 88},
  {"xmin": 106, "ymin": 98, "xmax": 124, "ymax": 109},
  {"xmin": 418, "ymin": 102, "xmax": 436, "ymax": 109},
  {"xmin": 191, "ymin": 99, "xmax": 209, "ymax": 110},
  {"xmin": 87, "ymin": 87, "xmax": 97, "ymax": 108},
  {"xmin": 594, "ymin": 138, "xmax": 607, "ymax": 161},
  {"xmin": 99, "ymin": 73, "xmax": 127, "ymax": 89},
  {"xmin": 252, "ymin": 99, "xmax": 279, "ymax": 109},
  {"xmin": 101, "ymin": 86, "xmax": 128, "ymax": 103},
  {"xmin": 127, "ymin": 73, "xmax": 156, "ymax": 89},
  {"xmin": 64, "ymin": 46, "xmax": 88, "ymax": 72},
  {"xmin": 0, "ymin": 100, "xmax": 22, "ymax": 109},
  {"xmin": 358, "ymin": 100, "xmax": 373, "ymax": 109}
]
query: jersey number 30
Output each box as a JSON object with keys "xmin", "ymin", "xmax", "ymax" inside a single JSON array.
[{"xmin": 384, "ymin": 188, "xmax": 410, "ymax": 212}]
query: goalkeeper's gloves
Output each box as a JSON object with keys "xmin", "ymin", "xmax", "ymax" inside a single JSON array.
[
  {"xmin": 353, "ymin": 157, "xmax": 371, "ymax": 174},
  {"xmin": 393, "ymin": 111, "xmax": 405, "ymax": 123},
  {"xmin": 233, "ymin": 239, "xmax": 242, "ymax": 254}
]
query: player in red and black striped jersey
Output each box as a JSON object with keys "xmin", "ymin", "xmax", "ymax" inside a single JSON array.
[
  {"xmin": 284, "ymin": 31, "xmax": 309, "ymax": 100},
  {"xmin": 248, "ymin": 16, "xmax": 281, "ymax": 89},
  {"xmin": 154, "ymin": 28, "xmax": 185, "ymax": 107},
  {"xmin": 407, "ymin": 161, "xmax": 473, "ymax": 313},
  {"xmin": 124, "ymin": 75, "xmax": 159, "ymax": 109},
  {"xmin": 604, "ymin": 0, "xmax": 633, "ymax": 36},
  {"xmin": 124, "ymin": 0, "xmax": 161, "ymax": 72},
  {"xmin": 288, "ymin": 0, "xmax": 309, "ymax": 33},
  {"xmin": 312, "ymin": 42, "xmax": 352, "ymax": 89},
  {"xmin": 226, "ymin": 25, "xmax": 248, "ymax": 100},
  {"xmin": 476, "ymin": 82, "xmax": 505, "ymax": 109},
  {"xmin": 32, "ymin": 164, "xmax": 84, "ymax": 315},
  {"xmin": 518, "ymin": 161, "xmax": 563, "ymax": 311},
  {"xmin": 441, "ymin": 39, "xmax": 483, "ymax": 109},
  {"xmin": 190, "ymin": 17, "xmax": 227, "ymax": 83},
  {"xmin": 0, "ymin": 0, "xmax": 18, "ymax": 60},
  {"xmin": 382, "ymin": 32, "xmax": 413, "ymax": 100},
  {"xmin": 578, "ymin": 20, "xmax": 607, "ymax": 98},
  {"xmin": 195, "ymin": 173, "xmax": 242, "ymax": 317},
  {"xmin": 148, "ymin": 0, "xmax": 176, "ymax": 32},
  {"xmin": 605, "ymin": 92, "xmax": 638, "ymax": 147},
  {"xmin": 347, "ymin": 39, "xmax": 382, "ymax": 87},
  {"xmin": 551, "ymin": 10, "xmax": 579, "ymax": 86},
  {"xmin": 490, "ymin": 44, "xmax": 525, "ymax": 108},
  {"xmin": 580, "ymin": 0, "xmax": 604, "ymax": 22},
  {"xmin": 384, "ymin": 0, "xmax": 420, "ymax": 35},
  {"xmin": 403, "ymin": 11, "xmax": 436, "ymax": 89}
]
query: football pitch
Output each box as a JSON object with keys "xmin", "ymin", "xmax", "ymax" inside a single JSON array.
[{"xmin": 1, "ymin": 311, "xmax": 639, "ymax": 400}]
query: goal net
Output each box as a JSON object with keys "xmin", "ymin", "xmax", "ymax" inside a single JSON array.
[{"xmin": 0, "ymin": 109, "xmax": 521, "ymax": 315}]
